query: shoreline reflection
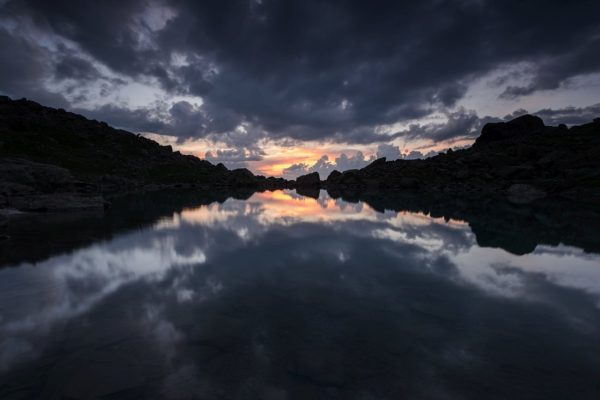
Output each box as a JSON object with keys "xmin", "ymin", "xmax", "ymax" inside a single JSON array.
[{"xmin": 0, "ymin": 190, "xmax": 599, "ymax": 399}]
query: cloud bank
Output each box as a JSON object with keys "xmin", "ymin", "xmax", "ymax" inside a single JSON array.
[{"xmin": 1, "ymin": 0, "xmax": 599, "ymax": 171}]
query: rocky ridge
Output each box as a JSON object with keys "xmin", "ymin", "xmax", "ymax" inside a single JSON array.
[
  {"xmin": 298, "ymin": 114, "xmax": 600, "ymax": 204},
  {"xmin": 0, "ymin": 96, "xmax": 291, "ymax": 212}
]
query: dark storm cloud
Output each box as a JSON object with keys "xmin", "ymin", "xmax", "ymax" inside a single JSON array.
[
  {"xmin": 533, "ymin": 103, "xmax": 600, "ymax": 126},
  {"xmin": 1, "ymin": 0, "xmax": 599, "ymax": 144},
  {"xmin": 53, "ymin": 53, "xmax": 101, "ymax": 82},
  {"xmin": 499, "ymin": 37, "xmax": 600, "ymax": 99},
  {"xmin": 74, "ymin": 103, "xmax": 169, "ymax": 134},
  {"xmin": 77, "ymin": 100, "xmax": 244, "ymax": 143},
  {"xmin": 0, "ymin": 26, "xmax": 69, "ymax": 107},
  {"xmin": 395, "ymin": 109, "xmax": 490, "ymax": 142}
]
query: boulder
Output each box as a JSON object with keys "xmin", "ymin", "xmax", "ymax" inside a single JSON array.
[
  {"xmin": 227, "ymin": 168, "xmax": 257, "ymax": 186},
  {"xmin": 475, "ymin": 115, "xmax": 545, "ymax": 147},
  {"xmin": 338, "ymin": 170, "xmax": 364, "ymax": 186},
  {"xmin": 296, "ymin": 172, "xmax": 321, "ymax": 187},
  {"xmin": 325, "ymin": 170, "xmax": 342, "ymax": 184}
]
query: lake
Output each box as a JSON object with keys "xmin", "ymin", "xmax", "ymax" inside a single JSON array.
[{"xmin": 1, "ymin": 189, "xmax": 600, "ymax": 399}]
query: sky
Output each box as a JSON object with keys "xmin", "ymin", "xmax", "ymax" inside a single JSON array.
[{"xmin": 1, "ymin": 0, "xmax": 599, "ymax": 178}]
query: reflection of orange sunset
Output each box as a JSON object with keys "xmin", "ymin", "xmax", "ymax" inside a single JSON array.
[{"xmin": 163, "ymin": 190, "xmax": 468, "ymax": 229}]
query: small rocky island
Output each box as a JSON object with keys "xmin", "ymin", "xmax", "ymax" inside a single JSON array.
[{"xmin": 1, "ymin": 95, "xmax": 599, "ymax": 218}]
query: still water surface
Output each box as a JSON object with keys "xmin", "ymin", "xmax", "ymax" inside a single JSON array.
[{"xmin": 1, "ymin": 190, "xmax": 600, "ymax": 399}]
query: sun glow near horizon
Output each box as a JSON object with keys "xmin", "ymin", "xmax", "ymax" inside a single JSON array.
[{"xmin": 141, "ymin": 132, "xmax": 472, "ymax": 178}]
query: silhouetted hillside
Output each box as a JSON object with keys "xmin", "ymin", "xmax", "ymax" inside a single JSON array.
[
  {"xmin": 0, "ymin": 96, "xmax": 290, "ymax": 187},
  {"xmin": 302, "ymin": 114, "xmax": 600, "ymax": 203},
  {"xmin": 0, "ymin": 96, "xmax": 290, "ymax": 211}
]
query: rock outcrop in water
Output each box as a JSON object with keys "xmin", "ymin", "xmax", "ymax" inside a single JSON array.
[
  {"xmin": 310, "ymin": 114, "xmax": 600, "ymax": 203},
  {"xmin": 295, "ymin": 171, "xmax": 320, "ymax": 187},
  {"xmin": 0, "ymin": 96, "xmax": 292, "ymax": 211}
]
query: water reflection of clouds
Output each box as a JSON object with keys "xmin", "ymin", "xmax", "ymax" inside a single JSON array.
[
  {"xmin": 1, "ymin": 190, "xmax": 600, "ymax": 397},
  {"xmin": 0, "ymin": 234, "xmax": 208, "ymax": 370}
]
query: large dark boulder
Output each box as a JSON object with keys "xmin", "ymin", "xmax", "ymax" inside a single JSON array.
[
  {"xmin": 474, "ymin": 115, "xmax": 545, "ymax": 147},
  {"xmin": 338, "ymin": 170, "xmax": 364, "ymax": 186},
  {"xmin": 296, "ymin": 172, "xmax": 321, "ymax": 187},
  {"xmin": 227, "ymin": 168, "xmax": 257, "ymax": 186},
  {"xmin": 325, "ymin": 170, "xmax": 343, "ymax": 184}
]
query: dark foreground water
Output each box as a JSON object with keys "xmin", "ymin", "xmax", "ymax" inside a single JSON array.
[{"xmin": 1, "ymin": 190, "xmax": 600, "ymax": 399}]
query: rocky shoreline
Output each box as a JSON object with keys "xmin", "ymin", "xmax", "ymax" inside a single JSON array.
[
  {"xmin": 2, "ymin": 186, "xmax": 599, "ymax": 269},
  {"xmin": 1, "ymin": 95, "xmax": 599, "ymax": 221},
  {"xmin": 0, "ymin": 96, "xmax": 292, "ymax": 216},
  {"xmin": 299, "ymin": 114, "xmax": 600, "ymax": 204}
]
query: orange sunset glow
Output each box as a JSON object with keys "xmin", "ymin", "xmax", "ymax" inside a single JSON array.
[
  {"xmin": 142, "ymin": 131, "xmax": 475, "ymax": 178},
  {"xmin": 169, "ymin": 189, "xmax": 469, "ymax": 229}
]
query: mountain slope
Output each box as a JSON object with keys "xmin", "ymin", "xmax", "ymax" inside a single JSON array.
[
  {"xmin": 0, "ymin": 96, "xmax": 289, "ymax": 211},
  {"xmin": 0, "ymin": 96, "xmax": 291, "ymax": 187}
]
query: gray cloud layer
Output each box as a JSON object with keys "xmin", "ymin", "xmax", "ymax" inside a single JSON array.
[{"xmin": 1, "ymin": 0, "xmax": 599, "ymax": 148}]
